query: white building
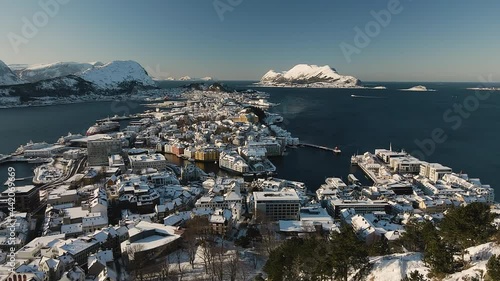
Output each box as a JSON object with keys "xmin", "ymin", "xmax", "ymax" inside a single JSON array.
[
  {"xmin": 129, "ymin": 154, "xmax": 167, "ymax": 172},
  {"xmin": 419, "ymin": 163, "xmax": 452, "ymax": 182},
  {"xmin": 109, "ymin": 154, "xmax": 125, "ymax": 172},
  {"xmin": 390, "ymin": 156, "xmax": 422, "ymax": 173},
  {"xmin": 219, "ymin": 151, "xmax": 249, "ymax": 173}
]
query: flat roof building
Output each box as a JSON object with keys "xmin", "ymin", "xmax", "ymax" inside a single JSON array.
[{"xmin": 253, "ymin": 190, "xmax": 300, "ymax": 221}]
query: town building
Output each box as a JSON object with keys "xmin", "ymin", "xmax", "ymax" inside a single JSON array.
[
  {"xmin": 87, "ymin": 138, "xmax": 122, "ymax": 166},
  {"xmin": 253, "ymin": 190, "xmax": 301, "ymax": 221}
]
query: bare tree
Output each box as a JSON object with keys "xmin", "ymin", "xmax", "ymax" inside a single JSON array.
[
  {"xmin": 184, "ymin": 218, "xmax": 207, "ymax": 269},
  {"xmin": 213, "ymin": 242, "xmax": 225, "ymax": 281},
  {"xmin": 237, "ymin": 257, "xmax": 252, "ymax": 281},
  {"xmin": 258, "ymin": 215, "xmax": 279, "ymax": 256},
  {"xmin": 198, "ymin": 239, "xmax": 214, "ymax": 275},
  {"xmin": 175, "ymin": 249, "xmax": 185, "ymax": 276},
  {"xmin": 125, "ymin": 244, "xmax": 146, "ymax": 280},
  {"xmin": 157, "ymin": 258, "xmax": 172, "ymax": 280},
  {"xmin": 227, "ymin": 252, "xmax": 239, "ymax": 281}
]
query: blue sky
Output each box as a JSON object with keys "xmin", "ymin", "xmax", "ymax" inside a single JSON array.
[{"xmin": 1, "ymin": 0, "xmax": 499, "ymax": 81}]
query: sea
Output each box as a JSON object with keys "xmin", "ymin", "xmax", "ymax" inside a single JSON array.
[{"xmin": 1, "ymin": 81, "xmax": 500, "ymax": 196}]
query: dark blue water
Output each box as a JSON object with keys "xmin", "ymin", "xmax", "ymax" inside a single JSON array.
[
  {"xmin": 0, "ymin": 101, "xmax": 147, "ymax": 188},
  {"xmin": 1, "ymin": 81, "xmax": 499, "ymax": 195},
  {"xmin": 258, "ymin": 82, "xmax": 500, "ymax": 191}
]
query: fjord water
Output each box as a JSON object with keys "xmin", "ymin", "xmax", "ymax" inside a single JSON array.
[{"xmin": 1, "ymin": 82, "xmax": 500, "ymax": 194}]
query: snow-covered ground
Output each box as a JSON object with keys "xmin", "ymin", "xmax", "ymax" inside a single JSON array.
[
  {"xmin": 140, "ymin": 240, "xmax": 266, "ymax": 281},
  {"xmin": 367, "ymin": 242, "xmax": 500, "ymax": 281}
]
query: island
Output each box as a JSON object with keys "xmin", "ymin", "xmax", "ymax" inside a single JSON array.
[
  {"xmin": 466, "ymin": 87, "xmax": 500, "ymax": 91},
  {"xmin": 399, "ymin": 85, "xmax": 436, "ymax": 91}
]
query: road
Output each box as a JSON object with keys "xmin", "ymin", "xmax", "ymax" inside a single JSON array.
[{"xmin": 31, "ymin": 156, "xmax": 87, "ymax": 215}]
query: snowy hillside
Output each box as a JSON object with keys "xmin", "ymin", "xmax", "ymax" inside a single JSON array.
[
  {"xmin": 16, "ymin": 62, "xmax": 99, "ymax": 83},
  {"xmin": 0, "ymin": 60, "xmax": 24, "ymax": 85},
  {"xmin": 259, "ymin": 64, "xmax": 362, "ymax": 88},
  {"xmin": 367, "ymin": 242, "xmax": 500, "ymax": 281},
  {"xmin": 80, "ymin": 60, "xmax": 156, "ymax": 89}
]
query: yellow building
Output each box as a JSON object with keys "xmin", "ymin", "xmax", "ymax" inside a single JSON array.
[{"xmin": 195, "ymin": 148, "xmax": 219, "ymax": 162}]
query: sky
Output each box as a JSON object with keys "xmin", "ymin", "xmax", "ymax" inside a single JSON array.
[{"xmin": 1, "ymin": 0, "xmax": 499, "ymax": 81}]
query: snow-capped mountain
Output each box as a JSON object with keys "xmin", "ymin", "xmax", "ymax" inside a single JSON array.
[
  {"xmin": 179, "ymin": 76, "xmax": 192, "ymax": 81},
  {"xmin": 201, "ymin": 77, "xmax": 213, "ymax": 81},
  {"xmin": 80, "ymin": 60, "xmax": 156, "ymax": 89},
  {"xmin": 0, "ymin": 60, "xmax": 160, "ymax": 107},
  {"xmin": 259, "ymin": 64, "xmax": 362, "ymax": 88},
  {"xmin": 15, "ymin": 62, "xmax": 101, "ymax": 83},
  {"xmin": 0, "ymin": 60, "xmax": 24, "ymax": 86}
]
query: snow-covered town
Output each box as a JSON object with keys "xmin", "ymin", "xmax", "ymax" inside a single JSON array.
[{"xmin": 1, "ymin": 85, "xmax": 500, "ymax": 281}]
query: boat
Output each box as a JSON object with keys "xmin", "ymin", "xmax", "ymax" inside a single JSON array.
[
  {"xmin": 86, "ymin": 121, "xmax": 120, "ymax": 136},
  {"xmin": 347, "ymin": 174, "xmax": 360, "ymax": 185},
  {"xmin": 333, "ymin": 146, "xmax": 341, "ymax": 154},
  {"xmin": 27, "ymin": 157, "xmax": 51, "ymax": 164}
]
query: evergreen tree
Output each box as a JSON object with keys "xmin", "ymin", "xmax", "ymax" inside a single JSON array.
[
  {"xmin": 399, "ymin": 219, "xmax": 434, "ymax": 252},
  {"xmin": 423, "ymin": 237, "xmax": 455, "ymax": 275},
  {"xmin": 368, "ymin": 236, "xmax": 391, "ymax": 256},
  {"xmin": 328, "ymin": 224, "xmax": 370, "ymax": 281},
  {"xmin": 402, "ymin": 270, "xmax": 428, "ymax": 281},
  {"xmin": 439, "ymin": 203, "xmax": 495, "ymax": 262},
  {"xmin": 487, "ymin": 254, "xmax": 500, "ymax": 281}
]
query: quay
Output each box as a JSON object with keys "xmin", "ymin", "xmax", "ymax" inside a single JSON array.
[
  {"xmin": 0, "ymin": 154, "xmax": 11, "ymax": 164},
  {"xmin": 0, "ymin": 155, "xmax": 42, "ymax": 164},
  {"xmin": 3, "ymin": 176, "xmax": 33, "ymax": 186},
  {"xmin": 0, "ymin": 155, "xmax": 30, "ymax": 164},
  {"xmin": 357, "ymin": 162, "xmax": 382, "ymax": 185},
  {"xmin": 350, "ymin": 155, "xmax": 383, "ymax": 185}
]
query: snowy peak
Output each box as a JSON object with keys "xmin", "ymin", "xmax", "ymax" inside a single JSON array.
[
  {"xmin": 17, "ymin": 62, "xmax": 95, "ymax": 83},
  {"xmin": 261, "ymin": 70, "xmax": 281, "ymax": 81},
  {"xmin": 283, "ymin": 64, "xmax": 340, "ymax": 80},
  {"xmin": 0, "ymin": 60, "xmax": 24, "ymax": 86},
  {"xmin": 80, "ymin": 60, "xmax": 156, "ymax": 89},
  {"xmin": 179, "ymin": 76, "xmax": 192, "ymax": 81},
  {"xmin": 259, "ymin": 64, "xmax": 361, "ymax": 88}
]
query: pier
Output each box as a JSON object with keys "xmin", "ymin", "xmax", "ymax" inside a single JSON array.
[
  {"xmin": 301, "ymin": 143, "xmax": 339, "ymax": 152},
  {"xmin": 357, "ymin": 163, "xmax": 381, "ymax": 185},
  {"xmin": 3, "ymin": 176, "xmax": 33, "ymax": 186}
]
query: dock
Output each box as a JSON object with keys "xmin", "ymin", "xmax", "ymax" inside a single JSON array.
[
  {"xmin": 357, "ymin": 163, "xmax": 381, "ymax": 184},
  {"xmin": 301, "ymin": 143, "xmax": 340, "ymax": 153},
  {"xmin": 4, "ymin": 176, "xmax": 33, "ymax": 186}
]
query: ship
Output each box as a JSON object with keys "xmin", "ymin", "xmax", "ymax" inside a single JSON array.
[
  {"xmin": 86, "ymin": 121, "xmax": 120, "ymax": 136},
  {"xmin": 27, "ymin": 157, "xmax": 51, "ymax": 164}
]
